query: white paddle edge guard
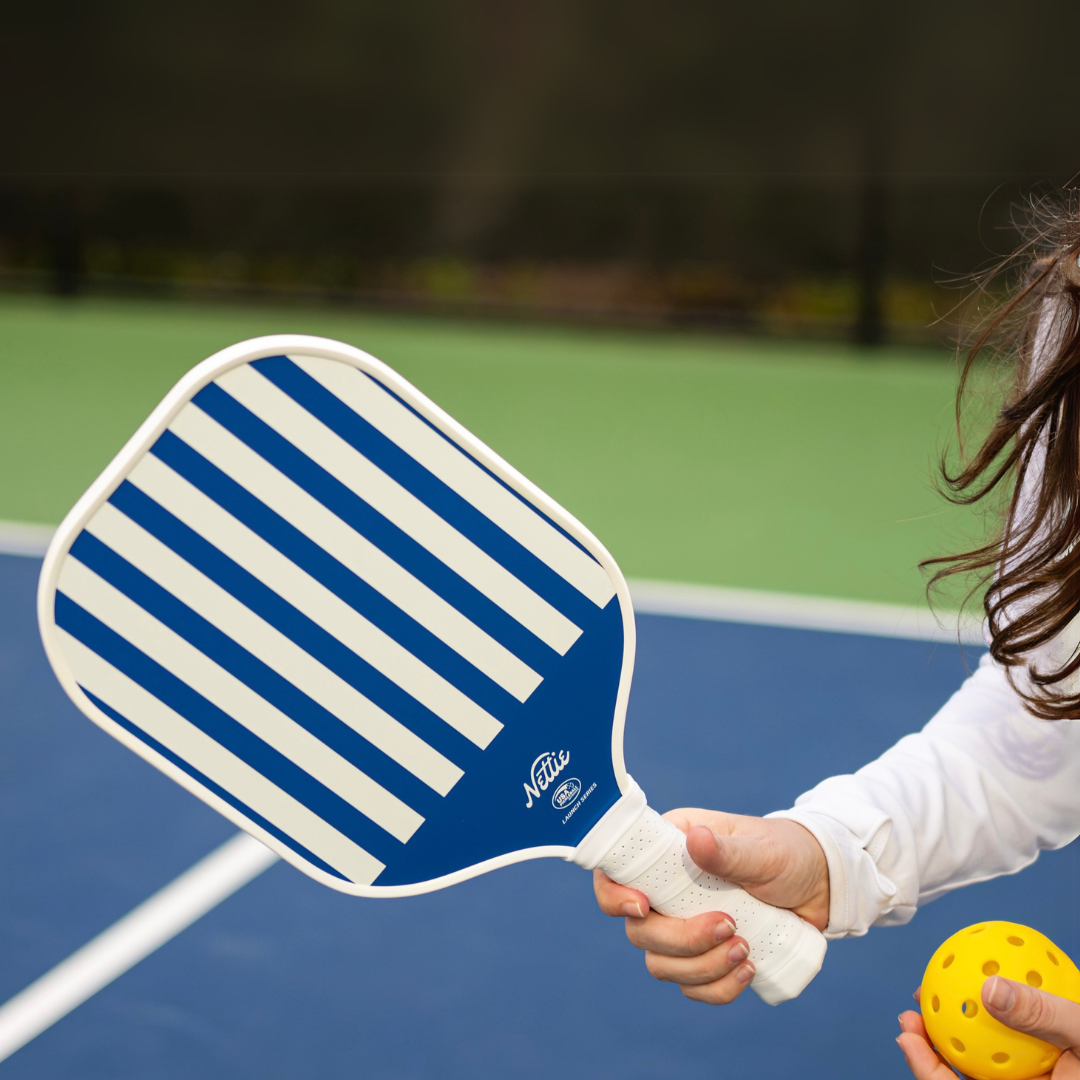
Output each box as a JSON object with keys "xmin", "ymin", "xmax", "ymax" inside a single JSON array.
[
  {"xmin": 36, "ymin": 335, "xmax": 632, "ymax": 897},
  {"xmin": 572, "ymin": 779, "xmax": 826, "ymax": 1004}
]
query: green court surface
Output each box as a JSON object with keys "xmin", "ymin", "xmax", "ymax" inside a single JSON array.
[{"xmin": 0, "ymin": 295, "xmax": 979, "ymax": 606}]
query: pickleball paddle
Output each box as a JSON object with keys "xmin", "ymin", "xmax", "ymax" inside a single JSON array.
[{"xmin": 37, "ymin": 335, "xmax": 826, "ymax": 1003}]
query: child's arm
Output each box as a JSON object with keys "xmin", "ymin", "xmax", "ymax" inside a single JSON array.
[{"xmin": 772, "ymin": 650, "xmax": 1080, "ymax": 939}]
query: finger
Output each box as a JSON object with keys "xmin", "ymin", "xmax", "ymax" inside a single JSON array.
[
  {"xmin": 897, "ymin": 1031, "xmax": 961, "ymax": 1080},
  {"xmin": 624, "ymin": 908, "xmax": 736, "ymax": 957},
  {"xmin": 684, "ymin": 824, "xmax": 778, "ymax": 887},
  {"xmin": 914, "ymin": 985, "xmax": 922, "ymax": 1005},
  {"xmin": 898, "ymin": 1013, "xmax": 956, "ymax": 1076},
  {"xmin": 983, "ymin": 977, "xmax": 1080, "ymax": 1049},
  {"xmin": 1051, "ymin": 1050, "xmax": 1080, "ymax": 1079},
  {"xmin": 661, "ymin": 807, "xmax": 741, "ymax": 836},
  {"xmin": 678, "ymin": 961, "xmax": 757, "ymax": 1005},
  {"xmin": 644, "ymin": 937, "xmax": 749, "ymax": 986},
  {"xmin": 900, "ymin": 1010, "xmax": 929, "ymax": 1039},
  {"xmin": 592, "ymin": 869, "xmax": 648, "ymax": 919}
]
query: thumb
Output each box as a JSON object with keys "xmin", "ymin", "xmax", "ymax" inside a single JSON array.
[
  {"xmin": 983, "ymin": 977, "xmax": 1080, "ymax": 1050},
  {"xmin": 684, "ymin": 825, "xmax": 776, "ymax": 886}
]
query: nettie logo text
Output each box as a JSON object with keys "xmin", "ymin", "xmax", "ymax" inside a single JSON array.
[{"xmin": 524, "ymin": 750, "xmax": 570, "ymax": 808}]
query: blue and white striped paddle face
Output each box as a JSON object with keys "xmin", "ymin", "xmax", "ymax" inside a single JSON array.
[{"xmin": 38, "ymin": 336, "xmax": 635, "ymax": 896}]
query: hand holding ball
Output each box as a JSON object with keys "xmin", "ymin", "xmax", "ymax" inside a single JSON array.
[{"xmin": 921, "ymin": 922, "xmax": 1080, "ymax": 1080}]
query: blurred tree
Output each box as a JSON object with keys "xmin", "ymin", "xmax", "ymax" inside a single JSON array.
[{"xmin": 1, "ymin": 0, "xmax": 1078, "ymax": 335}]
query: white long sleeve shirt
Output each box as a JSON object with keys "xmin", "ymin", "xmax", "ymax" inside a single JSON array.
[
  {"xmin": 769, "ymin": 297, "xmax": 1080, "ymax": 939},
  {"xmin": 769, "ymin": 653, "xmax": 1080, "ymax": 938}
]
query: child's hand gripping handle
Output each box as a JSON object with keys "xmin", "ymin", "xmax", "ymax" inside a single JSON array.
[{"xmin": 574, "ymin": 787, "xmax": 826, "ymax": 1005}]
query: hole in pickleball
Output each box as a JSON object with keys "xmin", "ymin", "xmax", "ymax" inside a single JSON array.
[
  {"xmin": 951, "ymin": 1038, "xmax": 966, "ymax": 1053},
  {"xmin": 1048, "ymin": 950, "xmax": 1060, "ymax": 966},
  {"xmin": 992, "ymin": 1053, "xmax": 1010, "ymax": 1064},
  {"xmin": 1007, "ymin": 936, "xmax": 1024, "ymax": 946},
  {"xmin": 943, "ymin": 954, "xmax": 955, "ymax": 968},
  {"xmin": 1027, "ymin": 971, "xmax": 1042, "ymax": 988},
  {"xmin": 983, "ymin": 961, "xmax": 1000, "ymax": 976},
  {"xmin": 932, "ymin": 995, "xmax": 940, "ymax": 1012},
  {"xmin": 969, "ymin": 926, "xmax": 986, "ymax": 935},
  {"xmin": 962, "ymin": 1000, "xmax": 978, "ymax": 1017}
]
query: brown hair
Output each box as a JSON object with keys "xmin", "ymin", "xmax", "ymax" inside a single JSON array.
[{"xmin": 923, "ymin": 191, "xmax": 1080, "ymax": 719}]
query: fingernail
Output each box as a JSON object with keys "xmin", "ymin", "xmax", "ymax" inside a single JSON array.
[
  {"xmin": 621, "ymin": 901, "xmax": 645, "ymax": 918},
  {"xmin": 713, "ymin": 919, "xmax": 735, "ymax": 943},
  {"xmin": 735, "ymin": 962, "xmax": 755, "ymax": 984},
  {"xmin": 727, "ymin": 942, "xmax": 749, "ymax": 964},
  {"xmin": 985, "ymin": 976, "xmax": 1016, "ymax": 1011},
  {"xmin": 898, "ymin": 1015, "xmax": 905, "ymax": 1028}
]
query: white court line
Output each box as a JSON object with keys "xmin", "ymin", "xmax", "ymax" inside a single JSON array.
[
  {"xmin": 0, "ymin": 520, "xmax": 985, "ymax": 1060},
  {"xmin": 0, "ymin": 520, "xmax": 54, "ymax": 558},
  {"xmin": 0, "ymin": 519, "xmax": 982, "ymax": 644},
  {"xmin": 628, "ymin": 579, "xmax": 985, "ymax": 645},
  {"xmin": 0, "ymin": 831, "xmax": 279, "ymax": 1063}
]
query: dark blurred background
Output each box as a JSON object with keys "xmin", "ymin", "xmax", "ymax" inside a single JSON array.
[{"xmin": 4, "ymin": 0, "xmax": 1080, "ymax": 344}]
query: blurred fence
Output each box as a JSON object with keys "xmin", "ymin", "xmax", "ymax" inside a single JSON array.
[
  {"xmin": 8, "ymin": 1, "xmax": 1080, "ymax": 345},
  {"xmin": 0, "ymin": 176, "xmax": 1031, "ymax": 345}
]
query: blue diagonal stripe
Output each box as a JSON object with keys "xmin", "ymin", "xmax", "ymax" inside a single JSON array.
[
  {"xmin": 67, "ymin": 530, "xmax": 447, "ymax": 818},
  {"xmin": 189, "ymin": 382, "xmax": 561, "ymax": 673},
  {"xmin": 140, "ymin": 433, "xmax": 528, "ymax": 716},
  {"xmin": 56, "ymin": 594, "xmax": 405, "ymax": 865},
  {"xmin": 254, "ymin": 356, "xmax": 599, "ymax": 626},
  {"xmin": 357, "ymin": 368, "xmax": 596, "ymax": 559},
  {"xmin": 83, "ymin": 688, "xmax": 348, "ymax": 881}
]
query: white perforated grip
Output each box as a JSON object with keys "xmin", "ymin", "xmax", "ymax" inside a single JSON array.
[{"xmin": 573, "ymin": 786, "xmax": 826, "ymax": 1005}]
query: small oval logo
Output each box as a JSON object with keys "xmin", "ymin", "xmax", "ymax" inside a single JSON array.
[{"xmin": 552, "ymin": 777, "xmax": 581, "ymax": 810}]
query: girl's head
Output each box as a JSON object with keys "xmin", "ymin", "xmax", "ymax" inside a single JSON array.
[{"xmin": 927, "ymin": 190, "xmax": 1080, "ymax": 719}]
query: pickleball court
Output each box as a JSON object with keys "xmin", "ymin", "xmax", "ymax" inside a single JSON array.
[{"xmin": 1, "ymin": 299, "xmax": 1076, "ymax": 1078}]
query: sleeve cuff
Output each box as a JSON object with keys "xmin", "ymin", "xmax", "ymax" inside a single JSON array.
[{"xmin": 766, "ymin": 800, "xmax": 904, "ymax": 939}]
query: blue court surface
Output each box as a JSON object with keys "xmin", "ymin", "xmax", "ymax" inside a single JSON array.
[{"xmin": 1, "ymin": 550, "xmax": 1076, "ymax": 1078}]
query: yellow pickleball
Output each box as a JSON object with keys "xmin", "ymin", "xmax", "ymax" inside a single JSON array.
[{"xmin": 921, "ymin": 922, "xmax": 1080, "ymax": 1080}]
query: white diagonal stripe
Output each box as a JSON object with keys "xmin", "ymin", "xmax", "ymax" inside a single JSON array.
[
  {"xmin": 216, "ymin": 364, "xmax": 582, "ymax": 655},
  {"xmin": 168, "ymin": 405, "xmax": 541, "ymax": 702},
  {"xmin": 58, "ymin": 558, "xmax": 423, "ymax": 842},
  {"xmin": 129, "ymin": 453, "xmax": 506, "ymax": 746},
  {"xmin": 292, "ymin": 355, "xmax": 616, "ymax": 608},
  {"xmin": 57, "ymin": 628, "xmax": 386, "ymax": 884},
  {"xmin": 74, "ymin": 511, "xmax": 462, "ymax": 796}
]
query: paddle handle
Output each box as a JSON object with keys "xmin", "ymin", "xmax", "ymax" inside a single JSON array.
[{"xmin": 594, "ymin": 807, "xmax": 826, "ymax": 1004}]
